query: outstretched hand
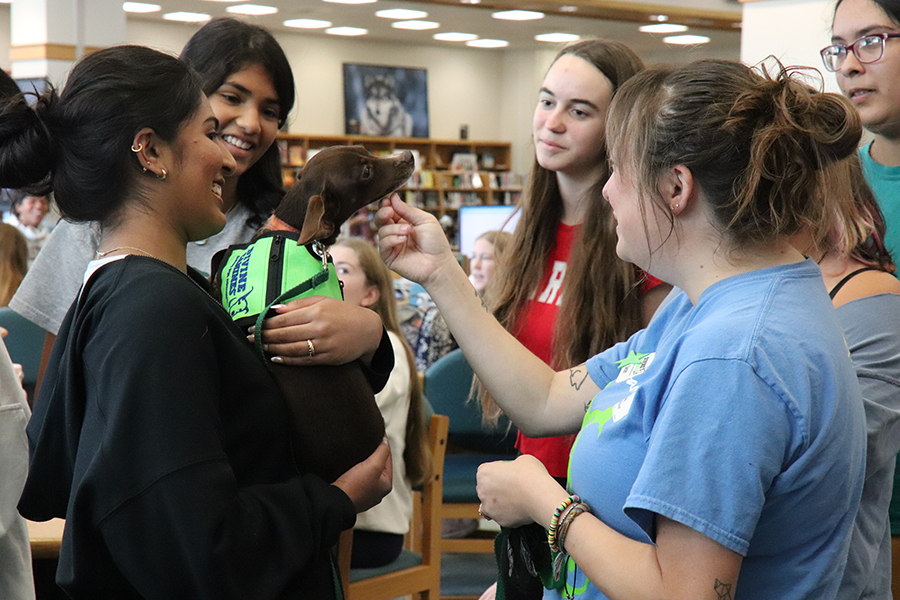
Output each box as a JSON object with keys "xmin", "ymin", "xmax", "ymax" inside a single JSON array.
[
  {"xmin": 333, "ymin": 438, "xmax": 393, "ymax": 513},
  {"xmin": 374, "ymin": 194, "xmax": 458, "ymax": 288}
]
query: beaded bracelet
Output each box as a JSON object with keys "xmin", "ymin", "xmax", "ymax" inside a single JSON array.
[
  {"xmin": 555, "ymin": 502, "xmax": 588, "ymax": 553},
  {"xmin": 549, "ymin": 499, "xmax": 591, "ymax": 585},
  {"xmin": 548, "ymin": 495, "xmax": 580, "ymax": 552}
]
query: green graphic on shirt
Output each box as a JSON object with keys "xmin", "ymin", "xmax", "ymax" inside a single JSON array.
[
  {"xmin": 614, "ymin": 350, "xmax": 651, "ymax": 368},
  {"xmin": 564, "ymin": 554, "xmax": 589, "ymax": 597}
]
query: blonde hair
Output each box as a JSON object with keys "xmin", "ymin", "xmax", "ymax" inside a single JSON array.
[
  {"xmin": 333, "ymin": 237, "xmax": 430, "ymax": 486},
  {"xmin": 0, "ymin": 223, "xmax": 27, "ymax": 306}
]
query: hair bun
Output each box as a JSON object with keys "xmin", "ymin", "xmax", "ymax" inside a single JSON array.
[{"xmin": 0, "ymin": 89, "xmax": 57, "ymax": 191}]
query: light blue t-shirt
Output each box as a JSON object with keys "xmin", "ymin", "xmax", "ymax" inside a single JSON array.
[
  {"xmin": 860, "ymin": 142, "xmax": 900, "ymax": 266},
  {"xmin": 552, "ymin": 259, "xmax": 866, "ymax": 600}
]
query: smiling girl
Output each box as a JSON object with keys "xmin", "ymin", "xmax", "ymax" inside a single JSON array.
[
  {"xmin": 4, "ymin": 45, "xmax": 391, "ymax": 599},
  {"xmin": 11, "ymin": 17, "xmax": 387, "ymax": 393}
]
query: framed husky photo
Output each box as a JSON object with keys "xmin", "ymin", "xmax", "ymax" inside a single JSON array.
[{"xmin": 343, "ymin": 63, "xmax": 429, "ymax": 138}]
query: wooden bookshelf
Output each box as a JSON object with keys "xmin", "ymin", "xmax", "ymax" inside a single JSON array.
[{"xmin": 277, "ymin": 134, "xmax": 523, "ymax": 216}]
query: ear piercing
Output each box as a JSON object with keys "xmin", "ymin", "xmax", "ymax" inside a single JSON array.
[
  {"xmin": 158, "ymin": 168, "xmax": 167, "ymax": 181},
  {"xmin": 131, "ymin": 143, "xmax": 143, "ymax": 153}
]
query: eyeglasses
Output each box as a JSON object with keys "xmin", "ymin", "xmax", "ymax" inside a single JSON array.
[{"xmin": 820, "ymin": 32, "xmax": 900, "ymax": 72}]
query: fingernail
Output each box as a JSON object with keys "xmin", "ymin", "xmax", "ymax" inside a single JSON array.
[
  {"xmin": 271, "ymin": 356, "xmax": 284, "ymax": 364},
  {"xmin": 272, "ymin": 304, "xmax": 286, "ymax": 309},
  {"xmin": 246, "ymin": 335, "xmax": 254, "ymax": 342},
  {"xmin": 382, "ymin": 437, "xmax": 390, "ymax": 444}
]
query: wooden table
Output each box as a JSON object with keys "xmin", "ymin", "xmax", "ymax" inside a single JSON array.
[{"xmin": 27, "ymin": 518, "xmax": 64, "ymax": 559}]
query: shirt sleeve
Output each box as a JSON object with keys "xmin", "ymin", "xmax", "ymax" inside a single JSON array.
[
  {"xmin": 624, "ymin": 359, "xmax": 794, "ymax": 555},
  {"xmin": 9, "ymin": 220, "xmax": 98, "ymax": 335},
  {"xmin": 0, "ymin": 338, "xmax": 29, "ymax": 540}
]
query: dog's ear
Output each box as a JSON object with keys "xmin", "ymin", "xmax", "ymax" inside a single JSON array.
[{"xmin": 298, "ymin": 194, "xmax": 334, "ymax": 245}]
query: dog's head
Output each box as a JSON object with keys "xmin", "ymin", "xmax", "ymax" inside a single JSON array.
[{"xmin": 273, "ymin": 145, "xmax": 415, "ymax": 245}]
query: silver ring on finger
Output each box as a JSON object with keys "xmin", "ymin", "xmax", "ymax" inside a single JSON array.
[{"xmin": 306, "ymin": 339, "xmax": 316, "ymax": 358}]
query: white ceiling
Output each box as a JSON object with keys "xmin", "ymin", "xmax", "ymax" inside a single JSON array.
[{"xmin": 128, "ymin": 0, "xmax": 743, "ymax": 60}]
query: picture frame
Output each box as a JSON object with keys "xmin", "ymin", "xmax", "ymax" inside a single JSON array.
[{"xmin": 343, "ymin": 63, "xmax": 429, "ymax": 138}]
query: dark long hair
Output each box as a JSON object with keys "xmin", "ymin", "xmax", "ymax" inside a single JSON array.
[
  {"xmin": 181, "ymin": 17, "xmax": 296, "ymax": 229},
  {"xmin": 0, "ymin": 45, "xmax": 202, "ymax": 226}
]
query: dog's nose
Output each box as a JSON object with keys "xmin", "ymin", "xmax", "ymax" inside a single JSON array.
[{"xmin": 397, "ymin": 150, "xmax": 414, "ymax": 166}]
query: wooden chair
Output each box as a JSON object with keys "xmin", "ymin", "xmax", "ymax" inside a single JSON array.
[
  {"xmin": 337, "ymin": 413, "xmax": 448, "ymax": 600},
  {"xmin": 423, "ymin": 349, "xmax": 517, "ymax": 555}
]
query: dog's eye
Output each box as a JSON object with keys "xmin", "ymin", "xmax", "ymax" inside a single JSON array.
[{"xmin": 362, "ymin": 165, "xmax": 372, "ymax": 179}]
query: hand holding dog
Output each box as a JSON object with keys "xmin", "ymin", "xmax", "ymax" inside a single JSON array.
[
  {"xmin": 476, "ymin": 455, "xmax": 568, "ymax": 528},
  {"xmin": 375, "ymin": 194, "xmax": 461, "ymax": 289},
  {"xmin": 334, "ymin": 437, "xmax": 393, "ymax": 513},
  {"xmin": 248, "ymin": 296, "xmax": 383, "ymax": 367}
]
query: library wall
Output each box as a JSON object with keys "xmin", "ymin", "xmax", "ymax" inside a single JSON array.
[{"xmin": 127, "ymin": 19, "xmax": 509, "ymax": 144}]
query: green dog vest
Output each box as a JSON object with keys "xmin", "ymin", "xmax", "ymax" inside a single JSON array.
[{"xmin": 217, "ymin": 232, "xmax": 342, "ymax": 359}]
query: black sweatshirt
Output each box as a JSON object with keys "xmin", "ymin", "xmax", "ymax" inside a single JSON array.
[{"xmin": 19, "ymin": 256, "xmax": 391, "ymax": 599}]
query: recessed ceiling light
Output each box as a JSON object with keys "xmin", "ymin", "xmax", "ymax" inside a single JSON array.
[
  {"xmin": 663, "ymin": 34, "xmax": 711, "ymax": 45},
  {"xmin": 651, "ymin": 14, "xmax": 669, "ymax": 22},
  {"xmin": 460, "ymin": 0, "xmax": 481, "ymax": 4},
  {"xmin": 466, "ymin": 39, "xmax": 509, "ymax": 48},
  {"xmin": 123, "ymin": 2, "xmax": 161, "ymax": 13},
  {"xmin": 323, "ymin": 0, "xmax": 376, "ymax": 4},
  {"xmin": 559, "ymin": 5, "xmax": 578, "ymax": 12},
  {"xmin": 163, "ymin": 11, "xmax": 211, "ymax": 22},
  {"xmin": 434, "ymin": 32, "xmax": 478, "ymax": 42},
  {"xmin": 639, "ymin": 24, "xmax": 688, "ymax": 33},
  {"xmin": 535, "ymin": 33, "xmax": 580, "ymax": 43},
  {"xmin": 284, "ymin": 18, "xmax": 332, "ymax": 29},
  {"xmin": 376, "ymin": 9, "xmax": 427, "ymax": 19},
  {"xmin": 326, "ymin": 26, "xmax": 368, "ymax": 36},
  {"xmin": 392, "ymin": 20, "xmax": 440, "ymax": 30},
  {"xmin": 492, "ymin": 10, "xmax": 544, "ymax": 21},
  {"xmin": 226, "ymin": 4, "xmax": 277, "ymax": 15}
]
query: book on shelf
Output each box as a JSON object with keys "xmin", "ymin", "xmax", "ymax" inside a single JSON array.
[{"xmin": 288, "ymin": 145, "xmax": 304, "ymax": 166}]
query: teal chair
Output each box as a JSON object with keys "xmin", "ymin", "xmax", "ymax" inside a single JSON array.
[
  {"xmin": 423, "ymin": 348, "xmax": 517, "ymax": 555},
  {"xmin": 0, "ymin": 307, "xmax": 46, "ymax": 401}
]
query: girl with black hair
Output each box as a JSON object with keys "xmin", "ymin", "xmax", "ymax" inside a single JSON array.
[
  {"xmin": 8, "ymin": 45, "xmax": 392, "ymax": 599},
  {"xmin": 11, "ymin": 18, "xmax": 386, "ymax": 380}
]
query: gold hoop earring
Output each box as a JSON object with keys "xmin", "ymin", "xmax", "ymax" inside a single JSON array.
[
  {"xmin": 131, "ymin": 143, "xmax": 143, "ymax": 153},
  {"xmin": 158, "ymin": 168, "xmax": 168, "ymax": 181}
]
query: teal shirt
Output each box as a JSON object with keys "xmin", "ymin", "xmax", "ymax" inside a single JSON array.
[{"xmin": 860, "ymin": 142, "xmax": 900, "ymax": 267}]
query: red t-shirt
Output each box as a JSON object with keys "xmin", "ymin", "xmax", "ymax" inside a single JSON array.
[
  {"xmin": 513, "ymin": 222, "xmax": 578, "ymax": 479},
  {"xmin": 513, "ymin": 223, "xmax": 664, "ymax": 479}
]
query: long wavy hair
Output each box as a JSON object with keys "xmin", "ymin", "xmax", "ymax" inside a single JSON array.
[
  {"xmin": 334, "ymin": 237, "xmax": 430, "ymax": 486},
  {"xmin": 481, "ymin": 39, "xmax": 646, "ymax": 422}
]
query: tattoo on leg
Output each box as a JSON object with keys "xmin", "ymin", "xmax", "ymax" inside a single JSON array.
[
  {"xmin": 569, "ymin": 367, "xmax": 588, "ymax": 391},
  {"xmin": 714, "ymin": 579, "xmax": 733, "ymax": 600}
]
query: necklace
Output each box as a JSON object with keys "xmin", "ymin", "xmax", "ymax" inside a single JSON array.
[{"xmin": 96, "ymin": 246, "xmax": 155, "ymax": 259}]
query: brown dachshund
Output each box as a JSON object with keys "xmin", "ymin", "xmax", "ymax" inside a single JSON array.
[{"xmin": 214, "ymin": 145, "xmax": 415, "ymax": 482}]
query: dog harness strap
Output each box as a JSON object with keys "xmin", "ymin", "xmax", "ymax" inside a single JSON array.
[{"xmin": 253, "ymin": 266, "xmax": 331, "ymax": 361}]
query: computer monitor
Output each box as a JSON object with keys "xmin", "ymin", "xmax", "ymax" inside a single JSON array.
[{"xmin": 458, "ymin": 205, "xmax": 520, "ymax": 258}]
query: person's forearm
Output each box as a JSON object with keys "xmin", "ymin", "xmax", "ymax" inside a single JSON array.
[{"xmin": 423, "ymin": 261, "xmax": 578, "ymax": 437}]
